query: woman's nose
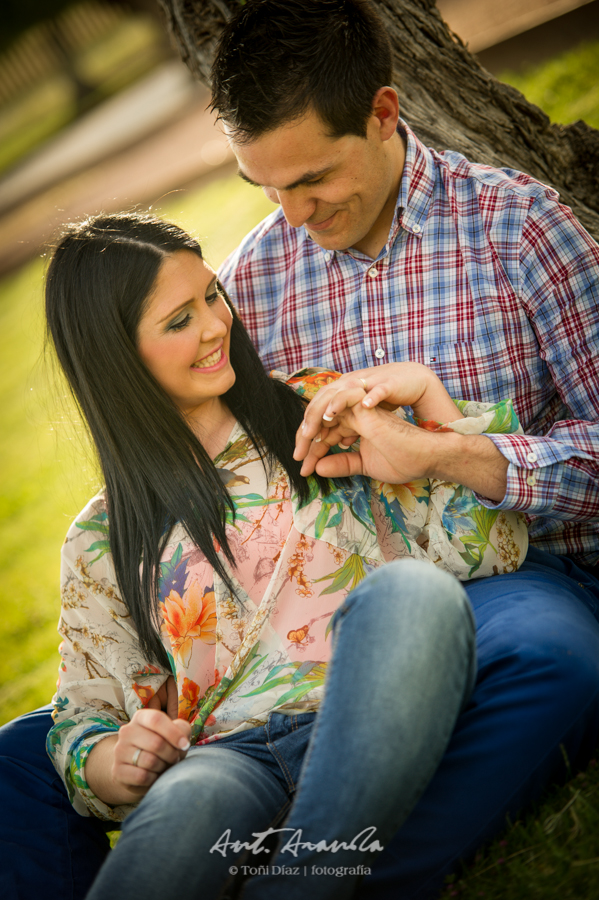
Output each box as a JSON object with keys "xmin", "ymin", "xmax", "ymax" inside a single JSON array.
[{"xmin": 200, "ymin": 307, "xmax": 228, "ymax": 342}]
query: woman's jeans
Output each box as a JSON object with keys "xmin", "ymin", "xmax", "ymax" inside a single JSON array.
[
  {"xmin": 3, "ymin": 548, "xmax": 599, "ymax": 900},
  {"xmin": 85, "ymin": 560, "xmax": 477, "ymax": 900}
]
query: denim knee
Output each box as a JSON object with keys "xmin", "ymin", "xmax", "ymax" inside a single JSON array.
[{"xmin": 330, "ymin": 559, "xmax": 475, "ymax": 644}]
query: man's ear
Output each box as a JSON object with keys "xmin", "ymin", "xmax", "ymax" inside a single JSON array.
[{"xmin": 371, "ymin": 86, "xmax": 400, "ymax": 141}]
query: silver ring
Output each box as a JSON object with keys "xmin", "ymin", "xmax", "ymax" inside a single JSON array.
[
  {"xmin": 131, "ymin": 748, "xmax": 142, "ymax": 767},
  {"xmin": 359, "ymin": 378, "xmax": 368, "ymax": 391}
]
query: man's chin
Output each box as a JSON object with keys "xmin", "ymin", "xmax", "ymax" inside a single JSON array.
[{"xmin": 304, "ymin": 225, "xmax": 353, "ymax": 252}]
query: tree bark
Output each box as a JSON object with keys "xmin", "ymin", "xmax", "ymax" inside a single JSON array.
[{"xmin": 158, "ymin": 0, "xmax": 599, "ymax": 239}]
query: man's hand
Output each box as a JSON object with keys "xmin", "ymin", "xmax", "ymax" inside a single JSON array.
[
  {"xmin": 294, "ymin": 362, "xmax": 462, "ymax": 465},
  {"xmin": 298, "ymin": 399, "xmax": 440, "ymax": 484},
  {"xmin": 294, "ymin": 364, "xmax": 509, "ymax": 501}
]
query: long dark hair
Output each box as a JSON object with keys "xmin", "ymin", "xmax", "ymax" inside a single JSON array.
[{"xmin": 46, "ymin": 212, "xmax": 330, "ymax": 666}]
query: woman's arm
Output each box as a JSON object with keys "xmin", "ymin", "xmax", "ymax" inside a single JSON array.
[{"xmin": 48, "ymin": 494, "xmax": 180, "ymax": 820}]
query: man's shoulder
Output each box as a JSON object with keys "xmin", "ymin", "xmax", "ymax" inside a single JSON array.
[{"xmin": 434, "ymin": 145, "xmax": 559, "ymax": 208}]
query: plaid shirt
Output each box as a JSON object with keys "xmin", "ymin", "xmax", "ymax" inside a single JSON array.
[{"xmin": 219, "ymin": 122, "xmax": 599, "ymax": 566}]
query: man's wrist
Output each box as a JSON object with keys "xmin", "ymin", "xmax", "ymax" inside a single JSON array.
[{"xmin": 425, "ymin": 432, "xmax": 509, "ymax": 503}]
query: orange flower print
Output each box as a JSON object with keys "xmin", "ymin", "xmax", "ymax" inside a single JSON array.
[
  {"xmin": 178, "ymin": 676, "xmax": 201, "ymax": 720},
  {"xmin": 132, "ymin": 682, "xmax": 156, "ymax": 707},
  {"xmin": 379, "ymin": 480, "xmax": 429, "ymax": 515},
  {"xmin": 287, "ymin": 533, "xmax": 314, "ymax": 597},
  {"xmin": 161, "ymin": 581, "xmax": 217, "ymax": 667}
]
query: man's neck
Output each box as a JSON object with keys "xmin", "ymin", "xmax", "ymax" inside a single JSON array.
[{"xmin": 351, "ymin": 132, "xmax": 406, "ymax": 260}]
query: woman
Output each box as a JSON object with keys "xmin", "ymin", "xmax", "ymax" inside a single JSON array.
[{"xmin": 45, "ymin": 213, "xmax": 527, "ymax": 900}]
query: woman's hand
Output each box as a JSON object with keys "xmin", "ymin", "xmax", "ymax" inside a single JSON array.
[
  {"xmin": 298, "ymin": 398, "xmax": 443, "ymax": 484},
  {"xmin": 147, "ymin": 673, "xmax": 179, "ymax": 719},
  {"xmin": 294, "ymin": 363, "xmax": 462, "ymax": 476},
  {"xmin": 86, "ymin": 706, "xmax": 192, "ymax": 807}
]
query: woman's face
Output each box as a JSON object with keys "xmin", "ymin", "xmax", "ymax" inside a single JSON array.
[{"xmin": 137, "ymin": 250, "xmax": 236, "ymax": 417}]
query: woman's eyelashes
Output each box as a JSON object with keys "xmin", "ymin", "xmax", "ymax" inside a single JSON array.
[
  {"xmin": 166, "ymin": 284, "xmax": 223, "ymax": 331},
  {"xmin": 168, "ymin": 313, "xmax": 192, "ymax": 332},
  {"xmin": 206, "ymin": 282, "xmax": 225, "ymax": 305}
]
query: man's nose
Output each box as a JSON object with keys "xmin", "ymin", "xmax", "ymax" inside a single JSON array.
[{"xmin": 276, "ymin": 190, "xmax": 316, "ymax": 229}]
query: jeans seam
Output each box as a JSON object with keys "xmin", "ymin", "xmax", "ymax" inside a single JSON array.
[{"xmin": 266, "ymin": 741, "xmax": 296, "ymax": 793}]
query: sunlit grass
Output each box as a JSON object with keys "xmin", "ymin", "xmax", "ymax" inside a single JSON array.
[{"xmin": 499, "ymin": 39, "xmax": 599, "ymax": 129}]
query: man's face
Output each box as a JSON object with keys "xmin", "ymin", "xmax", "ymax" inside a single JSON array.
[{"xmin": 231, "ymin": 105, "xmax": 403, "ymax": 257}]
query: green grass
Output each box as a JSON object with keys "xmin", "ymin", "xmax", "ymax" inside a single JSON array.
[
  {"xmin": 440, "ymin": 763, "xmax": 599, "ymax": 899},
  {"xmin": 499, "ymin": 39, "xmax": 599, "ymax": 129}
]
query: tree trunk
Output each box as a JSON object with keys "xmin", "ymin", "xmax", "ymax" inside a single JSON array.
[{"xmin": 158, "ymin": 0, "xmax": 599, "ymax": 240}]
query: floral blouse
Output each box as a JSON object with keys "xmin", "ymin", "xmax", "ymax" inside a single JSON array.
[{"xmin": 47, "ymin": 369, "xmax": 528, "ymax": 821}]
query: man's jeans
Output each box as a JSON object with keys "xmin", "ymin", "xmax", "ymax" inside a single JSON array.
[
  {"xmin": 2, "ymin": 549, "xmax": 599, "ymax": 899},
  {"xmin": 85, "ymin": 560, "xmax": 476, "ymax": 900}
]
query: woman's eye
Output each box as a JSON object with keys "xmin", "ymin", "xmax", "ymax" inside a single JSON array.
[
  {"xmin": 206, "ymin": 284, "xmax": 224, "ymax": 305},
  {"xmin": 168, "ymin": 314, "xmax": 191, "ymax": 332}
]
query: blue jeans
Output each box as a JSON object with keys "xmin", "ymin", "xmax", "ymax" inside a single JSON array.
[
  {"xmin": 85, "ymin": 560, "xmax": 476, "ymax": 900},
  {"xmin": 2, "ymin": 549, "xmax": 599, "ymax": 900}
]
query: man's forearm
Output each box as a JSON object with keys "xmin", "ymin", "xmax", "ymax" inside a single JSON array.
[{"xmin": 426, "ymin": 432, "xmax": 509, "ymax": 503}]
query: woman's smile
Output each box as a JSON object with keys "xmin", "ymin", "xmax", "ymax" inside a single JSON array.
[{"xmin": 192, "ymin": 344, "xmax": 227, "ymax": 371}]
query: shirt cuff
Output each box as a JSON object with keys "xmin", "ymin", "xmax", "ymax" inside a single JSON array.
[{"xmin": 477, "ymin": 433, "xmax": 572, "ymax": 515}]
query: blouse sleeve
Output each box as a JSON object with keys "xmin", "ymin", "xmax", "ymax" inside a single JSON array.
[
  {"xmin": 410, "ymin": 398, "xmax": 529, "ymax": 578},
  {"xmin": 47, "ymin": 494, "xmax": 170, "ymax": 821}
]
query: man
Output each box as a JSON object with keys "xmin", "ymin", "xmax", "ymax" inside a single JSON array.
[
  {"xmin": 1, "ymin": 1, "xmax": 598, "ymax": 898},
  {"xmin": 211, "ymin": 0, "xmax": 599, "ymax": 896}
]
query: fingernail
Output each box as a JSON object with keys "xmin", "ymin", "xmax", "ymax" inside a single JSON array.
[
  {"xmin": 314, "ymin": 436, "xmax": 321, "ymax": 443},
  {"xmin": 323, "ymin": 413, "xmax": 334, "ymax": 422},
  {"xmin": 363, "ymin": 398, "xmax": 372, "ymax": 407},
  {"xmin": 301, "ymin": 422, "xmax": 307, "ymax": 434},
  {"xmin": 178, "ymin": 738, "xmax": 191, "ymax": 751}
]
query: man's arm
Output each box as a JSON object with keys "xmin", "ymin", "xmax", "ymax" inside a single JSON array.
[{"xmin": 479, "ymin": 193, "xmax": 599, "ymax": 521}]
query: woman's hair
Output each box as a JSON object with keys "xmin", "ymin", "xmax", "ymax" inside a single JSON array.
[{"xmin": 46, "ymin": 212, "xmax": 329, "ymax": 666}]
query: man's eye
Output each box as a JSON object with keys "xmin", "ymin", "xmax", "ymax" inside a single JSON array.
[{"xmin": 169, "ymin": 314, "xmax": 191, "ymax": 331}]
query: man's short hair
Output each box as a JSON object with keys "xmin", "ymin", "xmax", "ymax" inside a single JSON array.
[{"xmin": 211, "ymin": 0, "xmax": 393, "ymax": 143}]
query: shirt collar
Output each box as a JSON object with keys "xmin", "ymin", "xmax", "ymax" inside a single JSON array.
[{"xmin": 391, "ymin": 119, "xmax": 437, "ymax": 243}]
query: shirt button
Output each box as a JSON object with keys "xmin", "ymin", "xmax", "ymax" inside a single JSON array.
[
  {"xmin": 526, "ymin": 474, "xmax": 537, "ymax": 487},
  {"xmin": 368, "ymin": 268, "xmax": 378, "ymax": 278},
  {"xmin": 526, "ymin": 451, "xmax": 537, "ymax": 463},
  {"xmin": 375, "ymin": 348, "xmax": 385, "ymax": 359},
  {"xmin": 412, "ymin": 224, "xmax": 422, "ymax": 234},
  {"xmin": 325, "ymin": 252, "xmax": 332, "ymax": 262}
]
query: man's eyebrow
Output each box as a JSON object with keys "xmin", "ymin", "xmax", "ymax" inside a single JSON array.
[
  {"xmin": 158, "ymin": 276, "xmax": 217, "ymax": 324},
  {"xmin": 237, "ymin": 165, "xmax": 332, "ymax": 192}
]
